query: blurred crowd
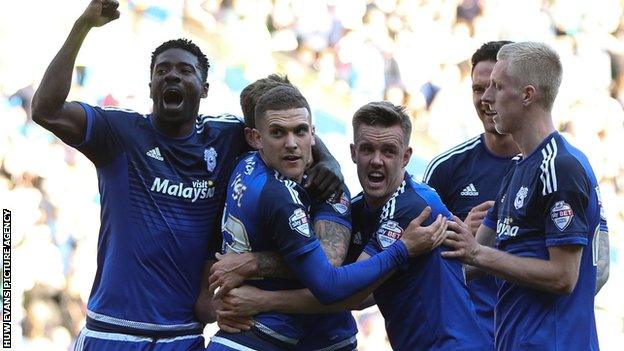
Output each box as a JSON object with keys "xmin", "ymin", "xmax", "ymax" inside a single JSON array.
[{"xmin": 2, "ymin": 0, "xmax": 624, "ymax": 349}]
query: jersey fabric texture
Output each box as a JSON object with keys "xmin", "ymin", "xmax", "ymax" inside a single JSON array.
[
  {"xmin": 357, "ymin": 172, "xmax": 493, "ymax": 351},
  {"xmin": 74, "ymin": 103, "xmax": 246, "ymax": 343},
  {"xmin": 483, "ymin": 131, "xmax": 605, "ymax": 351},
  {"xmin": 423, "ymin": 133, "xmax": 516, "ymax": 339},
  {"xmin": 212, "ymin": 152, "xmax": 408, "ymax": 350}
]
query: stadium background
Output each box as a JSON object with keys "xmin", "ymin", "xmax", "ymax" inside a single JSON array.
[{"xmin": 1, "ymin": 0, "xmax": 624, "ymax": 349}]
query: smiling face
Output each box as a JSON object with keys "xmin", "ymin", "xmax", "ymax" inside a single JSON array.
[
  {"xmin": 149, "ymin": 48, "xmax": 208, "ymax": 128},
  {"xmin": 481, "ymin": 59, "xmax": 524, "ymax": 135},
  {"xmin": 254, "ymin": 107, "xmax": 315, "ymax": 182},
  {"xmin": 351, "ymin": 124, "xmax": 412, "ymax": 209},
  {"xmin": 472, "ymin": 60, "xmax": 500, "ymax": 134}
]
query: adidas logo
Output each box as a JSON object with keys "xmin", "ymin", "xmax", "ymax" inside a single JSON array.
[
  {"xmin": 146, "ymin": 147, "xmax": 164, "ymax": 161},
  {"xmin": 460, "ymin": 183, "xmax": 479, "ymax": 196}
]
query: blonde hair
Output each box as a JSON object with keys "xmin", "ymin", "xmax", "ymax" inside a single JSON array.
[{"xmin": 497, "ymin": 42, "xmax": 562, "ymax": 110}]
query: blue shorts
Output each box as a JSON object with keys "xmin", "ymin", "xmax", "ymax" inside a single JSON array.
[
  {"xmin": 74, "ymin": 327, "xmax": 205, "ymax": 351},
  {"xmin": 206, "ymin": 336, "xmax": 259, "ymax": 351}
]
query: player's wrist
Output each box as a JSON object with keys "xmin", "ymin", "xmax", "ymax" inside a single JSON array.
[
  {"xmin": 468, "ymin": 244, "xmax": 485, "ymax": 266},
  {"xmin": 244, "ymin": 252, "xmax": 260, "ymax": 278}
]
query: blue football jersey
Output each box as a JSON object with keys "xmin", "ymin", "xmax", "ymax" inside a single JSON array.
[
  {"xmin": 74, "ymin": 104, "xmax": 247, "ymax": 337},
  {"xmin": 357, "ymin": 173, "xmax": 492, "ymax": 350},
  {"xmin": 217, "ymin": 152, "xmax": 321, "ymax": 350},
  {"xmin": 483, "ymin": 132, "xmax": 604, "ymax": 350},
  {"xmin": 298, "ymin": 186, "xmax": 358, "ymax": 351},
  {"xmin": 423, "ymin": 134, "xmax": 516, "ymax": 340}
]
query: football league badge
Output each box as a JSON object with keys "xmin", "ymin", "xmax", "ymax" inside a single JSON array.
[
  {"xmin": 204, "ymin": 147, "xmax": 218, "ymax": 172},
  {"xmin": 550, "ymin": 201, "xmax": 574, "ymax": 231},
  {"xmin": 327, "ymin": 192, "xmax": 350, "ymax": 215},
  {"xmin": 377, "ymin": 220, "xmax": 403, "ymax": 248},
  {"xmin": 289, "ymin": 208, "xmax": 311, "ymax": 237}
]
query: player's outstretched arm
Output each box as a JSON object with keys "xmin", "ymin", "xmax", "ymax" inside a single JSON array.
[
  {"xmin": 209, "ymin": 219, "xmax": 350, "ymax": 298},
  {"xmin": 215, "ymin": 252, "xmax": 384, "ymax": 319},
  {"xmin": 214, "ymin": 208, "xmax": 446, "ymax": 316},
  {"xmin": 217, "ymin": 278, "xmax": 382, "ymax": 320},
  {"xmin": 31, "ymin": 0, "xmax": 120, "ymax": 145},
  {"xmin": 595, "ymin": 229, "xmax": 609, "ymax": 294},
  {"xmin": 443, "ymin": 217, "xmax": 583, "ymax": 294}
]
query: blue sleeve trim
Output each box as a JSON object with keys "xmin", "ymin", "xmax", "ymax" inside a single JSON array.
[
  {"xmin": 312, "ymin": 215, "xmax": 352, "ymax": 231},
  {"xmin": 73, "ymin": 102, "xmax": 95, "ymax": 148},
  {"xmin": 482, "ymin": 217, "xmax": 496, "ymax": 229},
  {"xmin": 283, "ymin": 240, "xmax": 320, "ymax": 261},
  {"xmin": 363, "ymin": 245, "xmax": 379, "ymax": 257},
  {"xmin": 545, "ymin": 235, "xmax": 588, "ymax": 247}
]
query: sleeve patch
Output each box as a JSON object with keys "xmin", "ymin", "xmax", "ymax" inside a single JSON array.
[
  {"xmin": 289, "ymin": 208, "xmax": 311, "ymax": 237},
  {"xmin": 376, "ymin": 220, "xmax": 404, "ymax": 248},
  {"xmin": 327, "ymin": 192, "xmax": 350, "ymax": 215},
  {"xmin": 550, "ymin": 201, "xmax": 574, "ymax": 231}
]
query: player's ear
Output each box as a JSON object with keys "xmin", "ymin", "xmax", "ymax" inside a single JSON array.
[
  {"xmin": 311, "ymin": 125, "xmax": 316, "ymax": 146},
  {"xmin": 402, "ymin": 145, "xmax": 412, "ymax": 168},
  {"xmin": 149, "ymin": 82, "xmax": 152, "ymax": 99},
  {"xmin": 251, "ymin": 128, "xmax": 262, "ymax": 149},
  {"xmin": 244, "ymin": 127, "xmax": 259, "ymax": 150},
  {"xmin": 350, "ymin": 143, "xmax": 356, "ymax": 163},
  {"xmin": 522, "ymin": 85, "xmax": 535, "ymax": 107},
  {"xmin": 201, "ymin": 82, "xmax": 209, "ymax": 98}
]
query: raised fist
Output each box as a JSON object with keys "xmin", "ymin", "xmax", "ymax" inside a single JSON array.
[{"xmin": 78, "ymin": 0, "xmax": 120, "ymax": 28}]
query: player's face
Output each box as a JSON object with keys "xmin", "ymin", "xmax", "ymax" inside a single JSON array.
[
  {"xmin": 254, "ymin": 108, "xmax": 315, "ymax": 182},
  {"xmin": 150, "ymin": 48, "xmax": 208, "ymax": 124},
  {"xmin": 481, "ymin": 59, "xmax": 523, "ymax": 135},
  {"xmin": 351, "ymin": 124, "xmax": 412, "ymax": 209},
  {"xmin": 472, "ymin": 60, "xmax": 500, "ymax": 135}
]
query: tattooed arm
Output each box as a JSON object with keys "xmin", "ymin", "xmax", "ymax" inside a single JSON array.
[
  {"xmin": 314, "ymin": 219, "xmax": 350, "ymax": 267},
  {"xmin": 595, "ymin": 230, "xmax": 610, "ymax": 294},
  {"xmin": 209, "ymin": 219, "xmax": 351, "ymax": 297}
]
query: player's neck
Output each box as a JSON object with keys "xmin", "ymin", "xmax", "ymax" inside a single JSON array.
[
  {"xmin": 511, "ymin": 112, "xmax": 556, "ymax": 157},
  {"xmin": 483, "ymin": 132, "xmax": 519, "ymax": 158},
  {"xmin": 152, "ymin": 115, "xmax": 195, "ymax": 138}
]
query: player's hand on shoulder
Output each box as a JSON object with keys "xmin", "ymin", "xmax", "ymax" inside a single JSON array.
[
  {"xmin": 400, "ymin": 207, "xmax": 449, "ymax": 257},
  {"xmin": 465, "ymin": 201, "xmax": 495, "ymax": 237},
  {"xmin": 78, "ymin": 0, "xmax": 120, "ymax": 28},
  {"xmin": 305, "ymin": 159, "xmax": 343, "ymax": 200},
  {"xmin": 441, "ymin": 216, "xmax": 480, "ymax": 264}
]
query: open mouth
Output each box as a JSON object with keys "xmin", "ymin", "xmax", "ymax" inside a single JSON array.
[
  {"xmin": 484, "ymin": 110, "xmax": 497, "ymax": 117},
  {"xmin": 163, "ymin": 88, "xmax": 184, "ymax": 108},
  {"xmin": 283, "ymin": 155, "xmax": 301, "ymax": 162},
  {"xmin": 368, "ymin": 171, "xmax": 385, "ymax": 184}
]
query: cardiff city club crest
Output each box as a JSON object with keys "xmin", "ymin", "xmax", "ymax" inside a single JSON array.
[
  {"xmin": 514, "ymin": 186, "xmax": 528, "ymax": 209},
  {"xmin": 550, "ymin": 201, "xmax": 574, "ymax": 231},
  {"xmin": 376, "ymin": 220, "xmax": 403, "ymax": 248},
  {"xmin": 204, "ymin": 147, "xmax": 217, "ymax": 172}
]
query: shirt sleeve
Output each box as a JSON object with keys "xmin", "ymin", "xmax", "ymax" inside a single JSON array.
[
  {"xmin": 74, "ymin": 103, "xmax": 124, "ymax": 166},
  {"xmin": 266, "ymin": 199, "xmax": 320, "ymax": 261},
  {"xmin": 483, "ymin": 201, "xmax": 499, "ymax": 230},
  {"xmin": 285, "ymin": 238, "xmax": 409, "ymax": 304},
  {"xmin": 542, "ymin": 157, "xmax": 590, "ymax": 247},
  {"xmin": 310, "ymin": 184, "xmax": 352, "ymax": 230}
]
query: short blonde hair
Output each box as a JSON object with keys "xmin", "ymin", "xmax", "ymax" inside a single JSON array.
[{"xmin": 497, "ymin": 42, "xmax": 562, "ymax": 110}]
